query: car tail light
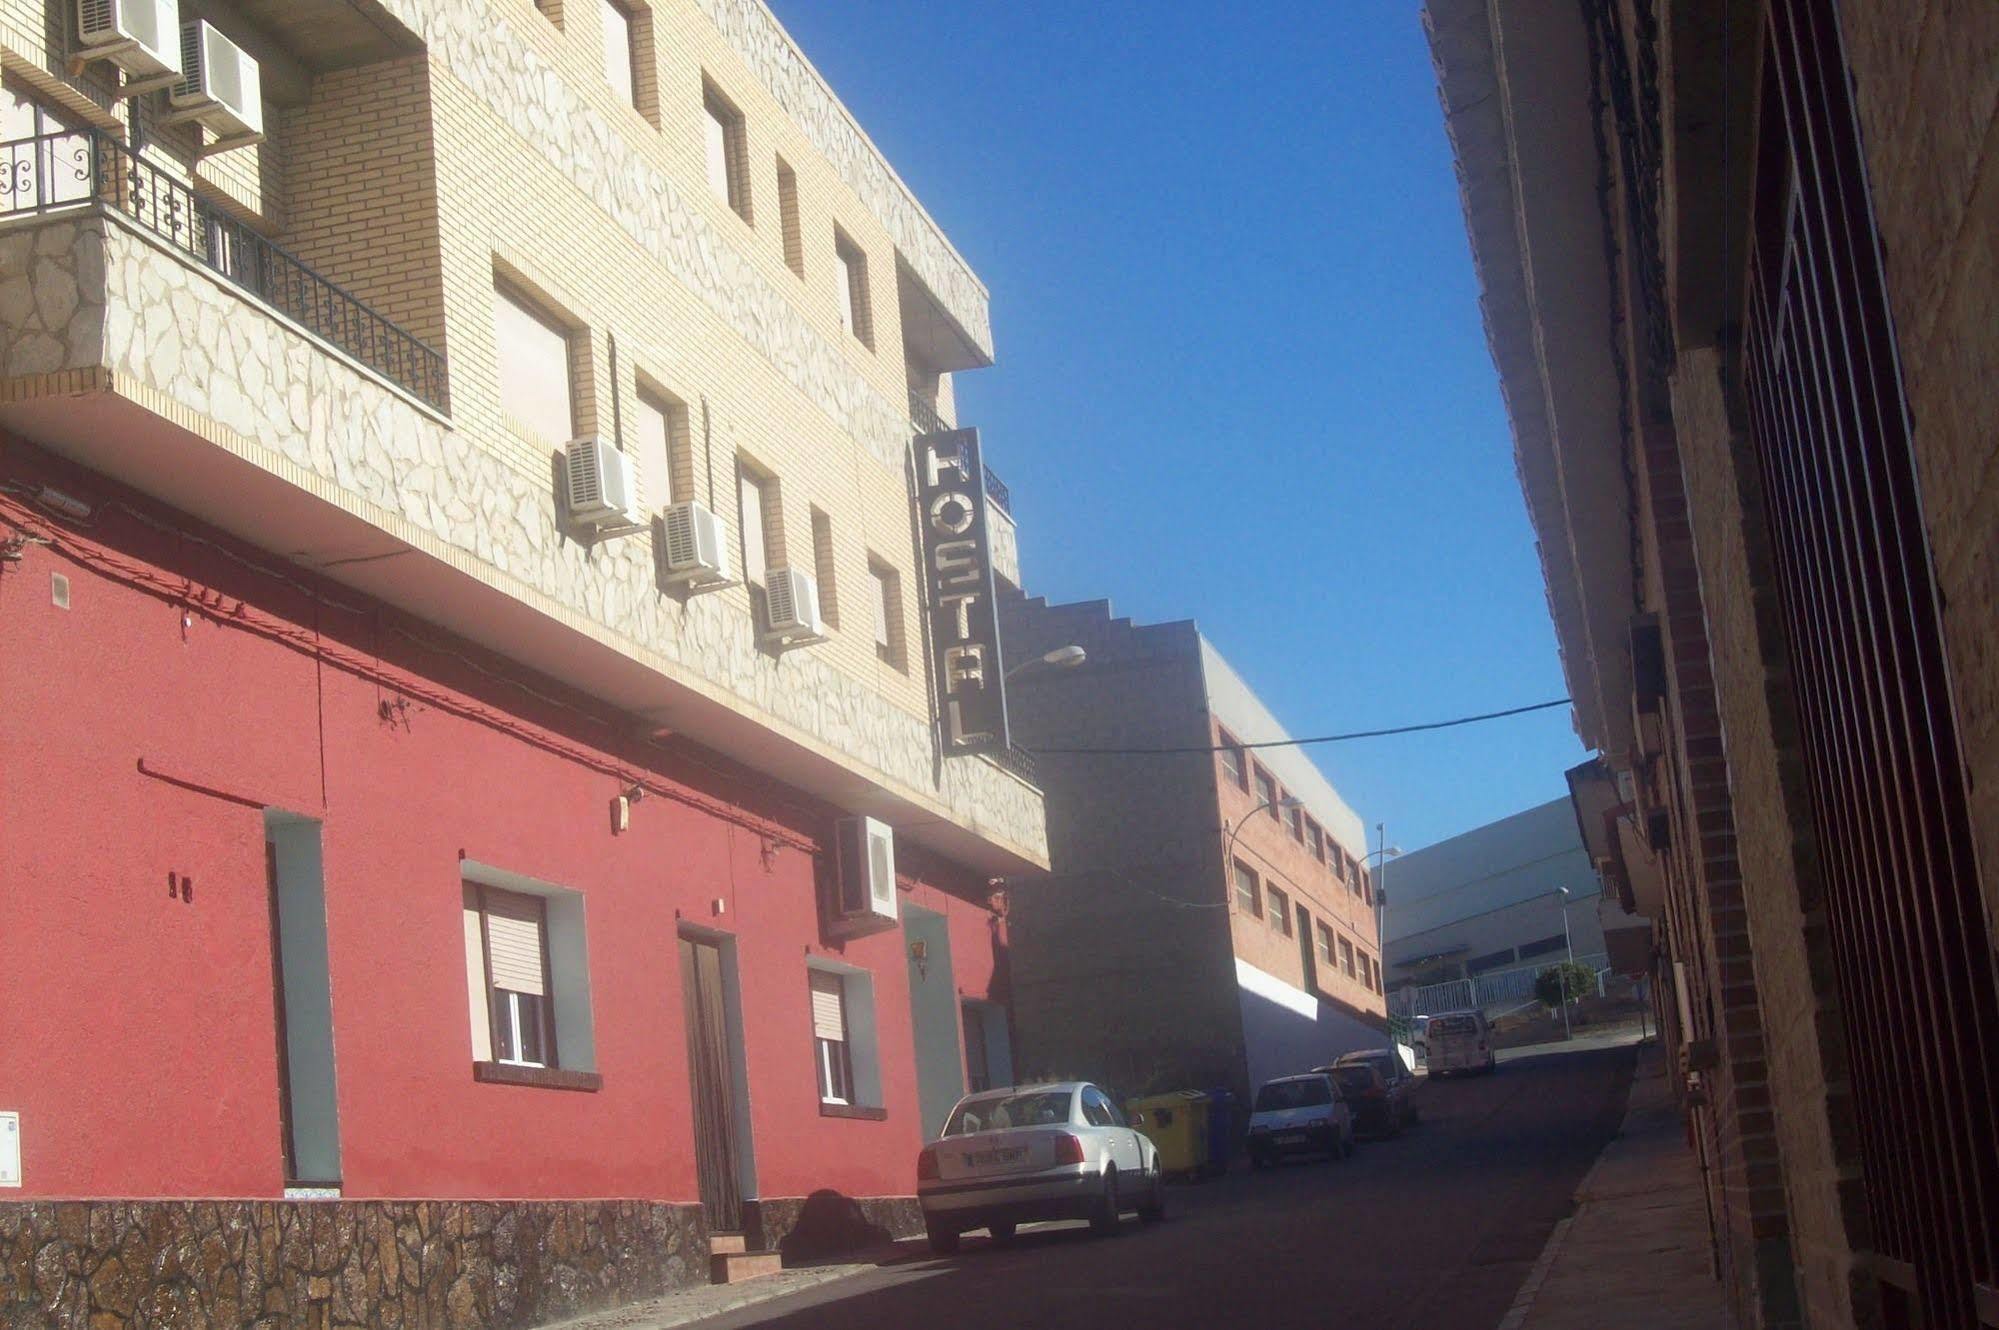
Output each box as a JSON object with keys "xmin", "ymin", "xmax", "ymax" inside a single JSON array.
[
  {"xmin": 1054, "ymin": 1134, "xmax": 1086, "ymax": 1165},
  {"xmin": 917, "ymin": 1148, "xmax": 939, "ymax": 1181}
]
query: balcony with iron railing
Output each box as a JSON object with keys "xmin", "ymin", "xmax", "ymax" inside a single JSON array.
[
  {"xmin": 909, "ymin": 386, "xmax": 1011, "ymax": 517},
  {"xmin": 0, "ymin": 128, "xmax": 447, "ymax": 411}
]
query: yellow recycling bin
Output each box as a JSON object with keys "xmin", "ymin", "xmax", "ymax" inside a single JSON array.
[{"xmin": 1126, "ymin": 1090, "xmax": 1211, "ymax": 1179}]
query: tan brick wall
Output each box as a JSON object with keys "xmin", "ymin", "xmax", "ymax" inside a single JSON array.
[
  {"xmin": 1840, "ymin": 0, "xmax": 1999, "ymax": 941},
  {"xmin": 282, "ymin": 57, "xmax": 446, "ymax": 350},
  {"xmin": 420, "ymin": 0, "xmax": 938, "ymax": 722},
  {"xmin": 1672, "ymin": 348, "xmax": 1866, "ymax": 1330}
]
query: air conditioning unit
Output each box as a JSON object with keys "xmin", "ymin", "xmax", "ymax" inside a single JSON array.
[
  {"xmin": 76, "ymin": 0, "xmax": 182, "ymax": 79},
  {"xmin": 563, "ymin": 435, "xmax": 644, "ymax": 531},
  {"xmin": 660, "ymin": 500, "xmax": 732, "ymax": 589},
  {"xmin": 762, "ymin": 565, "xmax": 825, "ymax": 643},
  {"xmin": 166, "ymin": 20, "xmax": 262, "ymax": 140},
  {"xmin": 829, "ymin": 816, "xmax": 897, "ymax": 937}
]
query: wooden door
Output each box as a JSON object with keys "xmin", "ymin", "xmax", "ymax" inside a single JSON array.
[{"xmin": 678, "ymin": 935, "xmax": 743, "ymax": 1233}]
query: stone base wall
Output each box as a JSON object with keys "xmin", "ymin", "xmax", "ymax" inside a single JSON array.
[
  {"xmin": 0, "ymin": 1198, "xmax": 704, "ymax": 1330},
  {"xmin": 742, "ymin": 1194, "xmax": 922, "ymax": 1261}
]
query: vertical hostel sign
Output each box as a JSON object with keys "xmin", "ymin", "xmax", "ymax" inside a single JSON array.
[{"xmin": 914, "ymin": 428, "xmax": 1009, "ymax": 756}]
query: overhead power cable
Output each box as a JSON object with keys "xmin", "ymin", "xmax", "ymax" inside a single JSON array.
[{"xmin": 1026, "ymin": 697, "xmax": 1572, "ymax": 756}]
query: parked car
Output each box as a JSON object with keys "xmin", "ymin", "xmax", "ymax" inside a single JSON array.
[
  {"xmin": 1246, "ymin": 1072, "xmax": 1355, "ymax": 1166},
  {"xmin": 1321, "ymin": 1049, "xmax": 1420, "ymax": 1130},
  {"xmin": 916, "ymin": 1082, "xmax": 1165, "ymax": 1253},
  {"xmin": 1323, "ymin": 1063, "xmax": 1403, "ymax": 1137},
  {"xmin": 1425, "ymin": 1010, "xmax": 1497, "ymax": 1075}
]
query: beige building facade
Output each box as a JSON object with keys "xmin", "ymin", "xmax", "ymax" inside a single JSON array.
[
  {"xmin": 0, "ymin": 0, "xmax": 1041, "ymax": 873},
  {"xmin": 1428, "ymin": 1, "xmax": 1999, "ymax": 1327}
]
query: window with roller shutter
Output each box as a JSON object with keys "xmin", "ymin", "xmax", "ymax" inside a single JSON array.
[
  {"xmin": 465, "ymin": 884, "xmax": 555, "ymax": 1068},
  {"xmin": 810, "ymin": 969, "xmax": 853, "ymax": 1104}
]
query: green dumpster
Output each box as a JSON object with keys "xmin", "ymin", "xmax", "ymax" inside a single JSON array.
[{"xmin": 1126, "ymin": 1090, "xmax": 1211, "ymax": 1178}]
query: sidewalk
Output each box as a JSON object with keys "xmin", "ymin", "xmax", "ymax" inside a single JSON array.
[
  {"xmin": 540, "ymin": 1243, "xmax": 918, "ymax": 1330},
  {"xmin": 1498, "ymin": 1040, "xmax": 1733, "ymax": 1329}
]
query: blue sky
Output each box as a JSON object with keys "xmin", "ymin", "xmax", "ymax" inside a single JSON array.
[{"xmin": 769, "ymin": 1, "xmax": 1585, "ymax": 851}]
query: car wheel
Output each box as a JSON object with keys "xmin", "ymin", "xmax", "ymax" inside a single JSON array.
[
  {"xmin": 1341, "ymin": 1126, "xmax": 1356, "ymax": 1159},
  {"xmin": 925, "ymin": 1220, "xmax": 960, "ymax": 1255},
  {"xmin": 1408, "ymin": 1102, "xmax": 1421, "ymax": 1125},
  {"xmin": 988, "ymin": 1221, "xmax": 1017, "ymax": 1243},
  {"xmin": 1138, "ymin": 1168, "xmax": 1166, "ymax": 1223},
  {"xmin": 1090, "ymin": 1168, "xmax": 1122, "ymax": 1236}
]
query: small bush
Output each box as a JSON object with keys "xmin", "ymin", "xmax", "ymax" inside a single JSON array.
[{"xmin": 1534, "ymin": 960, "xmax": 1596, "ymax": 1009}]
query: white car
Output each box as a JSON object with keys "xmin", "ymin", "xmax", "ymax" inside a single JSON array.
[
  {"xmin": 1246, "ymin": 1072, "xmax": 1355, "ymax": 1166},
  {"xmin": 916, "ymin": 1082, "xmax": 1166, "ymax": 1252}
]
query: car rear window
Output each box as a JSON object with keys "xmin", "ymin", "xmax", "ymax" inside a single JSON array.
[
  {"xmin": 1432, "ymin": 1014, "xmax": 1479, "ymax": 1034},
  {"xmin": 1255, "ymin": 1078, "xmax": 1332, "ymax": 1111},
  {"xmin": 1329, "ymin": 1067, "xmax": 1375, "ymax": 1094},
  {"xmin": 944, "ymin": 1091, "xmax": 1072, "ymax": 1135}
]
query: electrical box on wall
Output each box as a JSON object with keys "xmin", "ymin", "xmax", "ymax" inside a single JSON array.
[
  {"xmin": 0, "ymin": 1112, "xmax": 19, "ymax": 1187},
  {"xmin": 827, "ymin": 816, "xmax": 897, "ymax": 938}
]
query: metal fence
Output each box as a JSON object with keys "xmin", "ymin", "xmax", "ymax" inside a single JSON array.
[
  {"xmin": 1388, "ymin": 952, "xmax": 1612, "ymax": 1019},
  {"xmin": 1, "ymin": 128, "xmax": 448, "ymax": 412}
]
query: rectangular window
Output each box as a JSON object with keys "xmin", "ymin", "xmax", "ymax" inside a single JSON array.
[
  {"xmin": 962, "ymin": 1003, "xmax": 991, "ymax": 1093},
  {"xmin": 776, "ymin": 156, "xmax": 804, "ymax": 277},
  {"xmin": 1468, "ymin": 947, "xmax": 1516, "ymax": 974},
  {"xmin": 1255, "ymin": 767, "xmax": 1278, "ymax": 816},
  {"xmin": 807, "ymin": 964, "xmax": 881, "ymax": 1111},
  {"xmin": 809, "ymin": 968, "xmax": 853, "ymax": 1104},
  {"xmin": 491, "ymin": 280, "xmax": 574, "ymax": 447},
  {"xmin": 631, "ymin": 383, "xmax": 677, "ymax": 510},
  {"xmin": 737, "ymin": 463, "xmax": 779, "ymax": 586},
  {"xmin": 600, "ymin": 0, "xmax": 636, "ymax": 108},
  {"xmin": 1333, "ymin": 850, "xmax": 1349, "ymax": 885},
  {"xmin": 1233, "ymin": 860, "xmax": 1260, "ymax": 918},
  {"xmin": 1306, "ymin": 821, "xmax": 1324, "ymax": 861},
  {"xmin": 1338, "ymin": 936, "xmax": 1356, "ymax": 979},
  {"xmin": 703, "ymin": 81, "xmax": 750, "ymax": 220},
  {"xmin": 810, "ymin": 507, "xmax": 839, "ymax": 629},
  {"xmin": 1316, "ymin": 922, "xmax": 1335, "ymax": 965},
  {"xmin": 465, "ymin": 884, "xmax": 554, "ymax": 1067},
  {"xmin": 1266, "ymin": 886, "xmax": 1291, "ymax": 936},
  {"xmin": 1517, "ymin": 934, "xmax": 1568, "ymax": 960},
  {"xmin": 1218, "ymin": 730, "xmax": 1245, "ymax": 789},
  {"xmin": 1289, "ymin": 805, "xmax": 1305, "ymax": 843},
  {"xmin": 834, "ymin": 228, "xmax": 873, "ymax": 349},
  {"xmin": 869, "ymin": 558, "xmax": 904, "ymax": 670}
]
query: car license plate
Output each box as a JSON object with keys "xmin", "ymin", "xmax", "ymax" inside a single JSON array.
[
  {"xmin": 1275, "ymin": 1131, "xmax": 1306, "ymax": 1145},
  {"xmin": 964, "ymin": 1146, "xmax": 1025, "ymax": 1170}
]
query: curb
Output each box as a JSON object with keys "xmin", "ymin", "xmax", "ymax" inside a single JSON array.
[
  {"xmin": 1495, "ymin": 1216, "xmax": 1575, "ymax": 1330},
  {"xmin": 545, "ymin": 1262, "xmax": 876, "ymax": 1330}
]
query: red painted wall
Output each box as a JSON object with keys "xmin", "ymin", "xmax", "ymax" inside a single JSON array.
[{"xmin": 0, "ymin": 442, "xmax": 1007, "ymax": 1203}]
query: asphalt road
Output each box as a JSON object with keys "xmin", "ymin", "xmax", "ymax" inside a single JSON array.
[{"xmin": 697, "ymin": 1041, "xmax": 1639, "ymax": 1330}]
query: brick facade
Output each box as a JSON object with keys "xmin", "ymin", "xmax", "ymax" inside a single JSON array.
[{"xmin": 1428, "ymin": 0, "xmax": 1999, "ymax": 1325}]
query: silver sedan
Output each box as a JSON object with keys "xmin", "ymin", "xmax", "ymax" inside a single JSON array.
[{"xmin": 916, "ymin": 1082, "xmax": 1166, "ymax": 1252}]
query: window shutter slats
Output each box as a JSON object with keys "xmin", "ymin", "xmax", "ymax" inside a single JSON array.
[
  {"xmin": 486, "ymin": 892, "xmax": 546, "ymax": 996},
  {"xmin": 809, "ymin": 971, "xmax": 845, "ymax": 1043}
]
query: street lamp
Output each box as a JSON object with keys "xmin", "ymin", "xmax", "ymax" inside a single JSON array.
[
  {"xmin": 1223, "ymin": 795, "xmax": 1303, "ymax": 900},
  {"xmin": 1005, "ymin": 644, "xmax": 1086, "ymax": 681},
  {"xmin": 1553, "ymin": 886, "xmax": 1578, "ymax": 1040},
  {"xmin": 1367, "ymin": 825, "xmax": 1402, "ymax": 982}
]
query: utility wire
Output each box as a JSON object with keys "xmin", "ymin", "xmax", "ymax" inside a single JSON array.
[{"xmin": 1026, "ymin": 697, "xmax": 1573, "ymax": 756}]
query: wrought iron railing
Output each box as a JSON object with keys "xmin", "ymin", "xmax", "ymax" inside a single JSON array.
[
  {"xmin": 908, "ymin": 387, "xmax": 1013, "ymax": 517},
  {"xmin": 0, "ymin": 128, "xmax": 448, "ymax": 411},
  {"xmin": 989, "ymin": 742, "xmax": 1038, "ymax": 786}
]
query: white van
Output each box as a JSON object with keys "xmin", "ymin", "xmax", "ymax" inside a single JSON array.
[{"xmin": 1426, "ymin": 1010, "xmax": 1496, "ymax": 1075}]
